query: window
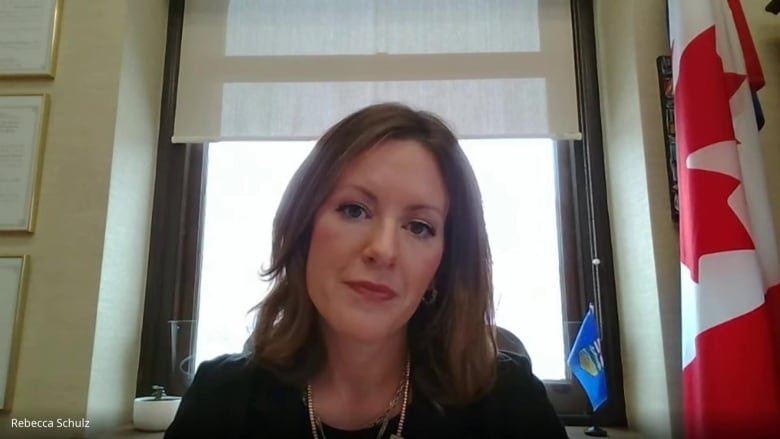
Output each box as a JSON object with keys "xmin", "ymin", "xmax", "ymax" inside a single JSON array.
[
  {"xmin": 138, "ymin": 0, "xmax": 626, "ymax": 427},
  {"xmin": 195, "ymin": 141, "xmax": 314, "ymax": 366}
]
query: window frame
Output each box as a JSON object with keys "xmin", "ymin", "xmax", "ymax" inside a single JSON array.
[
  {"xmin": 138, "ymin": 0, "xmax": 627, "ymax": 426},
  {"xmin": 559, "ymin": 0, "xmax": 627, "ymax": 426},
  {"xmin": 136, "ymin": 0, "xmax": 207, "ymax": 398}
]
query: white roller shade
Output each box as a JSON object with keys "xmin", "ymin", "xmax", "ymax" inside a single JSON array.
[{"xmin": 174, "ymin": 0, "xmax": 581, "ymax": 143}]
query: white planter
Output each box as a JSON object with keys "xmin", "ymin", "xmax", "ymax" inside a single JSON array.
[{"xmin": 132, "ymin": 396, "xmax": 181, "ymax": 432}]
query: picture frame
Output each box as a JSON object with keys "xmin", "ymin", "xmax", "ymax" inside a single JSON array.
[
  {"xmin": 0, "ymin": 0, "xmax": 63, "ymax": 78},
  {"xmin": 0, "ymin": 255, "xmax": 28, "ymax": 411},
  {"xmin": 656, "ymin": 55, "xmax": 679, "ymax": 222},
  {"xmin": 0, "ymin": 94, "xmax": 49, "ymax": 233}
]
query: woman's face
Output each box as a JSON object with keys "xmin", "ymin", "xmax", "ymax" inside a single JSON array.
[{"xmin": 306, "ymin": 139, "xmax": 448, "ymax": 343}]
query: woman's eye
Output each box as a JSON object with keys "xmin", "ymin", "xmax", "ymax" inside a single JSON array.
[
  {"xmin": 407, "ymin": 221, "xmax": 436, "ymax": 238},
  {"xmin": 336, "ymin": 203, "xmax": 368, "ymax": 219},
  {"xmin": 336, "ymin": 205, "xmax": 435, "ymax": 237}
]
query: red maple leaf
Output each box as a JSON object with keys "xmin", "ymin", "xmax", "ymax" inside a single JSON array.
[{"xmin": 675, "ymin": 27, "xmax": 754, "ymax": 282}]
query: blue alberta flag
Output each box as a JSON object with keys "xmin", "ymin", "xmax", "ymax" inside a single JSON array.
[{"xmin": 567, "ymin": 305, "xmax": 608, "ymax": 411}]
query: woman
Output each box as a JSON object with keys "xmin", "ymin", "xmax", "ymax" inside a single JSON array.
[{"xmin": 164, "ymin": 103, "xmax": 568, "ymax": 438}]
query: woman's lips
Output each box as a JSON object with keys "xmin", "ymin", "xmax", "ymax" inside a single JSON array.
[{"xmin": 344, "ymin": 281, "xmax": 397, "ymax": 302}]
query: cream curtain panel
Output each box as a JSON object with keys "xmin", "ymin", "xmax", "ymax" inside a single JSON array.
[{"xmin": 173, "ymin": 0, "xmax": 580, "ymax": 143}]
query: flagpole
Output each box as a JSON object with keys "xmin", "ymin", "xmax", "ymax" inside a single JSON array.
[{"xmin": 581, "ymin": 302, "xmax": 608, "ymax": 437}]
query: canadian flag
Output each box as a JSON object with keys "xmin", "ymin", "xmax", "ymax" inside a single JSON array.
[{"xmin": 670, "ymin": 1, "xmax": 780, "ymax": 438}]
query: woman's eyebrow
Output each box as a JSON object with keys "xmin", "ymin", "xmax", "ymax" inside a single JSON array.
[{"xmin": 340, "ymin": 183, "xmax": 445, "ymax": 217}]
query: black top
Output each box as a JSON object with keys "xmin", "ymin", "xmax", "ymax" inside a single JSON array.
[{"xmin": 164, "ymin": 351, "xmax": 569, "ymax": 438}]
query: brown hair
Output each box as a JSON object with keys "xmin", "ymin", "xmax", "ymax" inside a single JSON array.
[{"xmin": 250, "ymin": 102, "xmax": 497, "ymax": 406}]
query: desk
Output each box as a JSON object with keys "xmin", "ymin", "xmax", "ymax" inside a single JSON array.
[{"xmin": 102, "ymin": 425, "xmax": 644, "ymax": 438}]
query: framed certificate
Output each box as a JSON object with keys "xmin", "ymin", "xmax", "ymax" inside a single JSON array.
[
  {"xmin": 0, "ymin": 0, "xmax": 62, "ymax": 78},
  {"xmin": 0, "ymin": 255, "xmax": 28, "ymax": 411},
  {"xmin": 0, "ymin": 95, "xmax": 49, "ymax": 232}
]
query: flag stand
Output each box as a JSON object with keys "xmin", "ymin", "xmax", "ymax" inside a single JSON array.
[
  {"xmin": 584, "ymin": 425, "xmax": 608, "ymax": 437},
  {"xmin": 584, "ymin": 409, "xmax": 608, "ymax": 437},
  {"xmin": 585, "ymin": 425, "xmax": 609, "ymax": 437}
]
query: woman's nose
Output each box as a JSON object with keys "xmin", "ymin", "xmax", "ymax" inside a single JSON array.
[{"xmin": 362, "ymin": 218, "xmax": 399, "ymax": 267}]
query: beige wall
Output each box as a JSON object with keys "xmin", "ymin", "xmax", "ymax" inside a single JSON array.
[
  {"xmin": 595, "ymin": 1, "xmax": 680, "ymax": 437},
  {"xmin": 595, "ymin": 1, "xmax": 779, "ymax": 438},
  {"xmin": 0, "ymin": 1, "xmax": 166, "ymax": 437},
  {"xmin": 85, "ymin": 0, "xmax": 168, "ymax": 434}
]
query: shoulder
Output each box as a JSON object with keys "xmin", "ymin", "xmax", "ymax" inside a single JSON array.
[
  {"xmin": 495, "ymin": 350, "xmax": 535, "ymax": 393},
  {"xmin": 477, "ymin": 350, "xmax": 569, "ymax": 438},
  {"xmin": 180, "ymin": 352, "xmax": 263, "ymax": 400},
  {"xmin": 485, "ymin": 350, "xmax": 542, "ymax": 409},
  {"xmin": 190, "ymin": 352, "xmax": 255, "ymax": 385},
  {"xmin": 164, "ymin": 353, "xmax": 265, "ymax": 438}
]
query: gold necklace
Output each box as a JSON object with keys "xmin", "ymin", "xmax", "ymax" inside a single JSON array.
[
  {"xmin": 368, "ymin": 375, "xmax": 406, "ymax": 428},
  {"xmin": 306, "ymin": 358, "xmax": 411, "ymax": 439}
]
